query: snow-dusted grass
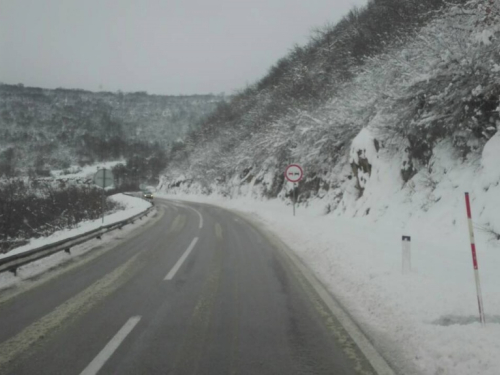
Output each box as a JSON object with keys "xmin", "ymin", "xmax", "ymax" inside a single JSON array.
[
  {"xmin": 156, "ymin": 158, "xmax": 500, "ymax": 375},
  {"xmin": 0, "ymin": 194, "xmax": 150, "ymax": 261}
]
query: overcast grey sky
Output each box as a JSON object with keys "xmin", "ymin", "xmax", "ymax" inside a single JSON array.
[{"xmin": 1, "ymin": 0, "xmax": 367, "ymax": 95}]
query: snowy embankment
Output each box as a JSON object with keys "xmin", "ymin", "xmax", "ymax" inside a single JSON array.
[
  {"xmin": 157, "ymin": 133, "xmax": 500, "ymax": 375},
  {"xmin": 50, "ymin": 160, "xmax": 125, "ymax": 180},
  {"xmin": 0, "ymin": 194, "xmax": 151, "ymax": 261},
  {"xmin": 157, "ymin": 3, "xmax": 499, "ymax": 372}
]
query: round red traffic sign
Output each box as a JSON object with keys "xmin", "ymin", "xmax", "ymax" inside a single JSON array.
[{"xmin": 285, "ymin": 164, "xmax": 304, "ymax": 183}]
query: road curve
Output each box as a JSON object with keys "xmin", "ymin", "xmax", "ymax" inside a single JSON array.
[{"xmin": 0, "ymin": 198, "xmax": 378, "ymax": 375}]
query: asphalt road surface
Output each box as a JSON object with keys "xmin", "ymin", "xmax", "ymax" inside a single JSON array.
[{"xmin": 0, "ymin": 199, "xmax": 378, "ymax": 375}]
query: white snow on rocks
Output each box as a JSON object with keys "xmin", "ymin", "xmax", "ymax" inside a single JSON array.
[{"xmin": 157, "ymin": 138, "xmax": 500, "ymax": 375}]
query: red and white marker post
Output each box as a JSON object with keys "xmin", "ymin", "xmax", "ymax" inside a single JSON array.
[
  {"xmin": 284, "ymin": 164, "xmax": 304, "ymax": 216},
  {"xmin": 465, "ymin": 192, "xmax": 486, "ymax": 326}
]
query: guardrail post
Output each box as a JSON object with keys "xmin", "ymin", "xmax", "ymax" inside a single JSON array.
[
  {"xmin": 9, "ymin": 268, "xmax": 17, "ymax": 276},
  {"xmin": 65, "ymin": 248, "xmax": 71, "ymax": 254}
]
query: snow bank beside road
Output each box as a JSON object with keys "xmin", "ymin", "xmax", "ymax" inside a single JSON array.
[
  {"xmin": 156, "ymin": 192, "xmax": 500, "ymax": 375},
  {"xmin": 0, "ymin": 194, "xmax": 151, "ymax": 261}
]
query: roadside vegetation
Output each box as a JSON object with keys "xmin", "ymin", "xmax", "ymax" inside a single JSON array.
[
  {"xmin": 0, "ymin": 179, "xmax": 122, "ymax": 254},
  {"xmin": 0, "ymin": 85, "xmax": 223, "ymax": 177}
]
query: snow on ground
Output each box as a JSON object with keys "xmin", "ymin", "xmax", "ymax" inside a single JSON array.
[
  {"xmin": 51, "ymin": 160, "xmax": 125, "ymax": 180},
  {"xmin": 0, "ymin": 194, "xmax": 151, "ymax": 261},
  {"xmin": 156, "ymin": 139, "xmax": 500, "ymax": 375},
  {"xmin": 157, "ymin": 192, "xmax": 500, "ymax": 374},
  {"xmin": 0, "ymin": 194, "xmax": 152, "ymax": 291}
]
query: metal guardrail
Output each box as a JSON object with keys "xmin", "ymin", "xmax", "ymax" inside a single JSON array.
[{"xmin": 0, "ymin": 205, "xmax": 155, "ymax": 276}]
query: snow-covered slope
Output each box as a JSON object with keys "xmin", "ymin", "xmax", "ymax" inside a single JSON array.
[
  {"xmin": 157, "ymin": 135, "xmax": 500, "ymax": 374},
  {"xmin": 160, "ymin": 0, "xmax": 500, "ymax": 231},
  {"xmin": 157, "ymin": 183, "xmax": 500, "ymax": 375},
  {"xmin": 0, "ymin": 85, "xmax": 223, "ymax": 174},
  {"xmin": 158, "ymin": 1, "xmax": 500, "ymax": 374}
]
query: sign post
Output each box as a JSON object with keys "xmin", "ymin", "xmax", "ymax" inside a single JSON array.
[
  {"xmin": 293, "ymin": 183, "xmax": 296, "ymax": 216},
  {"xmin": 284, "ymin": 164, "xmax": 304, "ymax": 216},
  {"xmin": 464, "ymin": 192, "xmax": 486, "ymax": 326},
  {"xmin": 93, "ymin": 168, "xmax": 114, "ymax": 224}
]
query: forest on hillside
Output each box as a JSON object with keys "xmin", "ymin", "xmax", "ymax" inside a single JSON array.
[
  {"xmin": 0, "ymin": 84, "xmax": 223, "ymax": 179},
  {"xmin": 163, "ymin": 0, "xmax": 500, "ymax": 205}
]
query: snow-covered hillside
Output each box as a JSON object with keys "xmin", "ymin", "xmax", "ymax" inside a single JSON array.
[
  {"xmin": 157, "ymin": 115, "xmax": 500, "ymax": 375},
  {"xmin": 158, "ymin": 2, "xmax": 500, "ymax": 373},
  {"xmin": 160, "ymin": 0, "xmax": 500, "ymax": 231},
  {"xmin": 0, "ymin": 85, "xmax": 223, "ymax": 175}
]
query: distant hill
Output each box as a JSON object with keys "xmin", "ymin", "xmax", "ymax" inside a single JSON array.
[{"xmin": 0, "ymin": 84, "xmax": 223, "ymax": 177}]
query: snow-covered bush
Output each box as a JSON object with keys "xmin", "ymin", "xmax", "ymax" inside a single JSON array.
[{"xmin": 369, "ymin": 0, "xmax": 500, "ymax": 164}]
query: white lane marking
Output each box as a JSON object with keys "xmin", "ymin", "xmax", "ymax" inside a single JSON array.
[
  {"xmin": 164, "ymin": 237, "xmax": 199, "ymax": 280},
  {"xmin": 277, "ymin": 242, "xmax": 396, "ymax": 375},
  {"xmin": 165, "ymin": 200, "xmax": 203, "ymax": 229},
  {"xmin": 175, "ymin": 204, "xmax": 203, "ymax": 229},
  {"xmin": 80, "ymin": 316, "xmax": 141, "ymax": 375}
]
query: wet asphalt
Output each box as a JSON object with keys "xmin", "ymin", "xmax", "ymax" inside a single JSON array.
[{"xmin": 0, "ymin": 199, "xmax": 376, "ymax": 375}]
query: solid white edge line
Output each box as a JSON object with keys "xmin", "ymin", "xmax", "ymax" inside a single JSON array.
[
  {"xmin": 236, "ymin": 211, "xmax": 396, "ymax": 375},
  {"xmin": 279, "ymin": 242, "xmax": 396, "ymax": 375},
  {"xmin": 186, "ymin": 205, "xmax": 203, "ymax": 229},
  {"xmin": 195, "ymin": 208, "xmax": 203, "ymax": 229},
  {"xmin": 80, "ymin": 316, "xmax": 141, "ymax": 375},
  {"xmin": 164, "ymin": 237, "xmax": 199, "ymax": 280}
]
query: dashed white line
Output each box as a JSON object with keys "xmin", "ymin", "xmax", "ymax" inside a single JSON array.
[
  {"xmin": 174, "ymin": 203, "xmax": 203, "ymax": 229},
  {"xmin": 80, "ymin": 316, "xmax": 141, "ymax": 375},
  {"xmin": 164, "ymin": 237, "xmax": 199, "ymax": 280}
]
